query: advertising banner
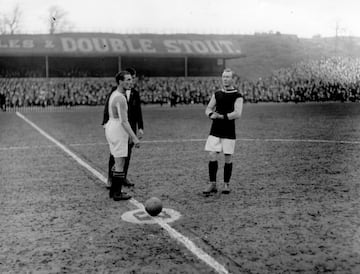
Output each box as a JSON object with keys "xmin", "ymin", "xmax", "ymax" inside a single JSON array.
[{"xmin": 0, "ymin": 33, "xmax": 243, "ymax": 58}]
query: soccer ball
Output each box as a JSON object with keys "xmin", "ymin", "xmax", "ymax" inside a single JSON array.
[{"xmin": 145, "ymin": 197, "xmax": 163, "ymax": 216}]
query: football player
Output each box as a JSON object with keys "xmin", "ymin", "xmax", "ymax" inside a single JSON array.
[
  {"xmin": 103, "ymin": 71, "xmax": 140, "ymax": 201},
  {"xmin": 204, "ymin": 68, "xmax": 243, "ymax": 195}
]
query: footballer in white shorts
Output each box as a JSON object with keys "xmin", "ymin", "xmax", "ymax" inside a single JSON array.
[
  {"xmin": 105, "ymin": 119, "xmax": 129, "ymax": 158},
  {"xmin": 205, "ymin": 135, "xmax": 235, "ymax": 155},
  {"xmin": 203, "ymin": 68, "xmax": 244, "ymax": 195}
]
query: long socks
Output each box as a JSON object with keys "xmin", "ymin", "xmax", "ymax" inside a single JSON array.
[
  {"xmin": 224, "ymin": 162, "xmax": 233, "ymax": 183},
  {"xmin": 110, "ymin": 170, "xmax": 125, "ymax": 197},
  {"xmin": 209, "ymin": 161, "xmax": 218, "ymax": 182}
]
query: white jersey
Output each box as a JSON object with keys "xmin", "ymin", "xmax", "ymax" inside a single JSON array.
[{"xmin": 105, "ymin": 91, "xmax": 129, "ymax": 157}]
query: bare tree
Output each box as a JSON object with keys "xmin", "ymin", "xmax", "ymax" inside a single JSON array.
[
  {"xmin": 0, "ymin": 16, "xmax": 5, "ymax": 34},
  {"xmin": 48, "ymin": 5, "xmax": 73, "ymax": 34},
  {"xmin": 0, "ymin": 5, "xmax": 22, "ymax": 34}
]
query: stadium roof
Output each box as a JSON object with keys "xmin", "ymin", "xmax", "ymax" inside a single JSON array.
[{"xmin": 0, "ymin": 33, "xmax": 244, "ymax": 59}]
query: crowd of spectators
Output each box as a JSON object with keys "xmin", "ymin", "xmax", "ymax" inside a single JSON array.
[
  {"xmin": 0, "ymin": 78, "xmax": 112, "ymax": 108},
  {"xmin": 1, "ymin": 57, "xmax": 359, "ymax": 109},
  {"xmin": 244, "ymin": 56, "xmax": 360, "ymax": 103}
]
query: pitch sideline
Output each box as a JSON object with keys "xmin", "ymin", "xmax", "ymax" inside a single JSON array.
[{"xmin": 15, "ymin": 112, "xmax": 229, "ymax": 274}]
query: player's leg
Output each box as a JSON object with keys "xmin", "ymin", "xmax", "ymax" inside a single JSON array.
[
  {"xmin": 107, "ymin": 154, "xmax": 115, "ymax": 188},
  {"xmin": 106, "ymin": 123, "xmax": 131, "ymax": 201},
  {"xmin": 222, "ymin": 154, "xmax": 232, "ymax": 194},
  {"xmin": 204, "ymin": 135, "xmax": 222, "ymax": 195},
  {"xmin": 110, "ymin": 156, "xmax": 125, "ymax": 197},
  {"xmin": 203, "ymin": 151, "xmax": 219, "ymax": 194},
  {"xmin": 111, "ymin": 157, "xmax": 131, "ymax": 201},
  {"xmin": 221, "ymin": 139, "xmax": 235, "ymax": 194}
]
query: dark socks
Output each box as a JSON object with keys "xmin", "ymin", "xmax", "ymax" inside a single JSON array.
[
  {"xmin": 224, "ymin": 163, "xmax": 233, "ymax": 183},
  {"xmin": 111, "ymin": 170, "xmax": 132, "ymax": 200},
  {"xmin": 209, "ymin": 161, "xmax": 218, "ymax": 182},
  {"xmin": 110, "ymin": 170, "xmax": 125, "ymax": 196}
]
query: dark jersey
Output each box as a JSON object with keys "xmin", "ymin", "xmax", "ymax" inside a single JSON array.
[
  {"xmin": 127, "ymin": 87, "xmax": 144, "ymax": 133},
  {"xmin": 102, "ymin": 86, "xmax": 117, "ymax": 126},
  {"xmin": 209, "ymin": 89, "xmax": 242, "ymax": 139}
]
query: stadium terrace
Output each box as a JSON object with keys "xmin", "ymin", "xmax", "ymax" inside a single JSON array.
[{"xmin": 0, "ymin": 33, "xmax": 245, "ymax": 78}]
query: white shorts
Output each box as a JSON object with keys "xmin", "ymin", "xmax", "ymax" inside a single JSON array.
[
  {"xmin": 205, "ymin": 135, "xmax": 236, "ymax": 155},
  {"xmin": 105, "ymin": 119, "xmax": 129, "ymax": 157}
]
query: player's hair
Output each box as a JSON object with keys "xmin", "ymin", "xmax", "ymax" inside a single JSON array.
[
  {"xmin": 115, "ymin": 71, "xmax": 131, "ymax": 85},
  {"xmin": 125, "ymin": 67, "xmax": 136, "ymax": 77},
  {"xmin": 223, "ymin": 68, "xmax": 234, "ymax": 77}
]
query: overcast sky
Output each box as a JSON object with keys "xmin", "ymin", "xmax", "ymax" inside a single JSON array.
[{"xmin": 1, "ymin": 0, "xmax": 359, "ymax": 37}]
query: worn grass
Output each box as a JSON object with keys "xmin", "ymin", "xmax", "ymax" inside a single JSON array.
[{"xmin": 1, "ymin": 102, "xmax": 360, "ymax": 273}]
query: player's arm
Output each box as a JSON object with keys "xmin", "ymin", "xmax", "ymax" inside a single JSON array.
[
  {"xmin": 116, "ymin": 97, "xmax": 140, "ymax": 145},
  {"xmin": 226, "ymin": 97, "xmax": 243, "ymax": 120},
  {"xmin": 205, "ymin": 94, "xmax": 216, "ymax": 118},
  {"xmin": 214, "ymin": 97, "xmax": 243, "ymax": 120}
]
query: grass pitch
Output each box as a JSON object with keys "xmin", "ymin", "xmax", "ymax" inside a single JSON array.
[{"xmin": 1, "ymin": 102, "xmax": 360, "ymax": 273}]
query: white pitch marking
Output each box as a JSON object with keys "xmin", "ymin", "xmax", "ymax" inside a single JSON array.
[
  {"xmin": 69, "ymin": 138, "xmax": 360, "ymax": 145},
  {"xmin": 16, "ymin": 112, "xmax": 229, "ymax": 274},
  {"xmin": 239, "ymin": 137, "xmax": 360, "ymax": 145},
  {"xmin": 121, "ymin": 208, "xmax": 182, "ymax": 224},
  {"xmin": 2, "ymin": 137, "xmax": 360, "ymax": 151},
  {"xmin": 141, "ymin": 138, "xmax": 206, "ymax": 143},
  {"xmin": 0, "ymin": 144, "xmax": 58, "ymax": 151},
  {"xmin": 140, "ymin": 138, "xmax": 360, "ymax": 145}
]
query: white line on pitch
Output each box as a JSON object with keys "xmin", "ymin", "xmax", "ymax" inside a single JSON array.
[
  {"xmin": 139, "ymin": 138, "xmax": 360, "ymax": 145},
  {"xmin": 240, "ymin": 137, "xmax": 360, "ymax": 145},
  {"xmin": 2, "ymin": 137, "xmax": 360, "ymax": 151},
  {"xmin": 15, "ymin": 112, "xmax": 229, "ymax": 274},
  {"xmin": 0, "ymin": 144, "xmax": 58, "ymax": 150},
  {"xmin": 68, "ymin": 138, "xmax": 360, "ymax": 145}
]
